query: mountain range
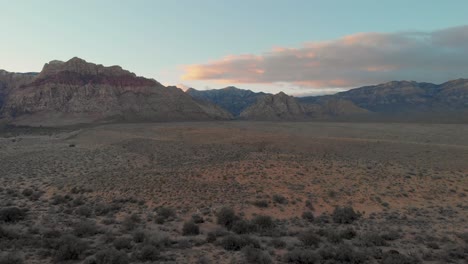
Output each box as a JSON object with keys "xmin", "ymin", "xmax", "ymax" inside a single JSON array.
[
  {"xmin": 1, "ymin": 57, "xmax": 467, "ymax": 126},
  {"xmin": 0, "ymin": 58, "xmax": 231, "ymax": 126}
]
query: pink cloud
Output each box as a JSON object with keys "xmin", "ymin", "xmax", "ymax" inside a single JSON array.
[{"xmin": 181, "ymin": 25, "xmax": 468, "ymax": 88}]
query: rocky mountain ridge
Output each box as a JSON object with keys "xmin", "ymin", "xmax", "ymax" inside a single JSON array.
[{"xmin": 0, "ymin": 58, "xmax": 230, "ymax": 126}]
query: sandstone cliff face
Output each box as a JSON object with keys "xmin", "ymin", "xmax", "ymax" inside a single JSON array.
[
  {"xmin": 0, "ymin": 70, "xmax": 37, "ymax": 109},
  {"xmin": 1, "ymin": 58, "xmax": 229, "ymax": 125},
  {"xmin": 239, "ymin": 92, "xmax": 306, "ymax": 120}
]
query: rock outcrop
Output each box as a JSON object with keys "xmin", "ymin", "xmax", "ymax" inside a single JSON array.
[
  {"xmin": 239, "ymin": 92, "xmax": 306, "ymax": 120},
  {"xmin": 1, "ymin": 57, "xmax": 230, "ymax": 125},
  {"xmin": 186, "ymin": 86, "xmax": 267, "ymax": 116}
]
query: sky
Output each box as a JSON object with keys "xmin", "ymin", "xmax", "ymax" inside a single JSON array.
[{"xmin": 1, "ymin": 0, "xmax": 468, "ymax": 96}]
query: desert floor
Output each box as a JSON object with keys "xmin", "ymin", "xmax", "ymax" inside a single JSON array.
[{"xmin": 0, "ymin": 122, "xmax": 467, "ymax": 263}]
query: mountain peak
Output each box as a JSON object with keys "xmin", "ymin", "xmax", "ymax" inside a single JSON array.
[
  {"xmin": 222, "ymin": 86, "xmax": 240, "ymax": 90},
  {"xmin": 30, "ymin": 57, "xmax": 157, "ymax": 88}
]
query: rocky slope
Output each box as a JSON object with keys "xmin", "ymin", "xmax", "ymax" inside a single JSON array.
[
  {"xmin": 1, "ymin": 58, "xmax": 230, "ymax": 125},
  {"xmin": 239, "ymin": 92, "xmax": 307, "ymax": 120},
  {"xmin": 0, "ymin": 70, "xmax": 37, "ymax": 109},
  {"xmin": 238, "ymin": 92, "xmax": 368, "ymax": 120},
  {"xmin": 299, "ymin": 79, "xmax": 468, "ymax": 113},
  {"xmin": 186, "ymin": 86, "xmax": 267, "ymax": 116}
]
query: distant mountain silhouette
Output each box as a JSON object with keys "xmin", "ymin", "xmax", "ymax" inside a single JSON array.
[
  {"xmin": 298, "ymin": 79, "xmax": 468, "ymax": 122},
  {"xmin": 2, "ymin": 58, "xmax": 468, "ymax": 125},
  {"xmin": 186, "ymin": 86, "xmax": 267, "ymax": 116}
]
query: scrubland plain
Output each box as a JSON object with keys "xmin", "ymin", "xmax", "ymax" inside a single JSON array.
[{"xmin": 0, "ymin": 122, "xmax": 467, "ymax": 263}]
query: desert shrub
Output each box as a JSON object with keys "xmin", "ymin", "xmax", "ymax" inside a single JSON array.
[
  {"xmin": 426, "ymin": 242, "xmax": 439, "ymax": 249},
  {"xmin": 94, "ymin": 203, "xmax": 119, "ymax": 216},
  {"xmin": 133, "ymin": 230, "xmax": 146, "ymax": 243},
  {"xmin": 113, "ymin": 237, "xmax": 133, "ymax": 250},
  {"xmin": 216, "ymin": 207, "xmax": 239, "ymax": 229},
  {"xmin": 340, "ymin": 227, "xmax": 357, "ymax": 240},
  {"xmin": 272, "ymin": 194, "xmax": 288, "ymax": 204},
  {"xmin": 315, "ymin": 214, "xmax": 330, "ymax": 224},
  {"xmin": 270, "ymin": 238, "xmax": 286, "ymax": 249},
  {"xmin": 21, "ymin": 188, "xmax": 33, "ymax": 197},
  {"xmin": 252, "ymin": 200, "xmax": 269, "ymax": 208},
  {"xmin": 0, "ymin": 252, "xmax": 23, "ymax": 264},
  {"xmin": 0, "ymin": 207, "xmax": 25, "ymax": 223},
  {"xmin": 122, "ymin": 214, "xmax": 141, "ymax": 231},
  {"xmin": 206, "ymin": 232, "xmax": 217, "ymax": 243},
  {"xmin": 251, "ymin": 215, "xmax": 275, "ymax": 231},
  {"xmin": 320, "ymin": 227, "xmax": 356, "ymax": 244},
  {"xmin": 196, "ymin": 255, "xmax": 211, "ymax": 264},
  {"xmin": 145, "ymin": 231, "xmax": 171, "ymax": 248},
  {"xmin": 358, "ymin": 232, "xmax": 388, "ymax": 247},
  {"xmin": 191, "ymin": 214, "xmax": 204, "ymax": 223},
  {"xmin": 71, "ymin": 196, "xmax": 86, "ymax": 207},
  {"xmin": 95, "ymin": 248, "xmax": 129, "ymax": 264},
  {"xmin": 243, "ymin": 246, "xmax": 273, "ymax": 264},
  {"xmin": 458, "ymin": 232, "xmax": 468, "ymax": 243},
  {"xmin": 29, "ymin": 191, "xmax": 43, "ymax": 201},
  {"xmin": 135, "ymin": 245, "xmax": 159, "ymax": 261},
  {"xmin": 332, "ymin": 206, "xmax": 360, "ymax": 224},
  {"xmin": 305, "ymin": 200, "xmax": 315, "ymax": 211},
  {"xmin": 318, "ymin": 243, "xmax": 367, "ymax": 263},
  {"xmin": 51, "ymin": 194, "xmax": 70, "ymax": 205},
  {"xmin": 73, "ymin": 220, "xmax": 100, "ymax": 237},
  {"xmin": 182, "ymin": 221, "xmax": 200, "ymax": 236},
  {"xmin": 232, "ymin": 219, "xmax": 255, "ymax": 234},
  {"xmin": 302, "ymin": 211, "xmax": 315, "ymax": 222},
  {"xmin": 75, "ymin": 205, "xmax": 93, "ymax": 218},
  {"xmin": 219, "ymin": 234, "xmax": 260, "ymax": 251},
  {"xmin": 298, "ymin": 229, "xmax": 321, "ymax": 248},
  {"xmin": 380, "ymin": 229, "xmax": 401, "ymax": 241},
  {"xmin": 382, "ymin": 250, "xmax": 419, "ymax": 264},
  {"xmin": 206, "ymin": 228, "xmax": 229, "ymax": 243},
  {"xmin": 155, "ymin": 207, "xmax": 176, "ymax": 224},
  {"xmin": 55, "ymin": 234, "xmax": 87, "ymax": 261},
  {"xmin": 0, "ymin": 225, "xmax": 21, "ymax": 240},
  {"xmin": 284, "ymin": 249, "xmax": 321, "ymax": 263}
]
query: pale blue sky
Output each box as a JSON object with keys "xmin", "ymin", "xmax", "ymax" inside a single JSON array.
[{"xmin": 2, "ymin": 0, "xmax": 468, "ymax": 95}]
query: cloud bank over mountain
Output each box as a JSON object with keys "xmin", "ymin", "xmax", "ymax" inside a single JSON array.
[{"xmin": 182, "ymin": 25, "xmax": 468, "ymax": 89}]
